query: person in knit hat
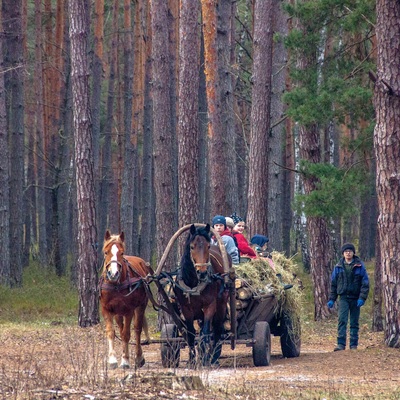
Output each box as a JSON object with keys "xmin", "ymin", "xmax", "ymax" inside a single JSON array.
[
  {"xmin": 229, "ymin": 213, "xmax": 257, "ymax": 260},
  {"xmin": 327, "ymin": 243, "xmax": 369, "ymax": 351},
  {"xmin": 250, "ymin": 234, "xmax": 269, "ymax": 253},
  {"xmin": 211, "ymin": 215, "xmax": 239, "ymax": 264}
]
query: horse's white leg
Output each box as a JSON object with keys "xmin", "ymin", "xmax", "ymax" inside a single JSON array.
[
  {"xmin": 119, "ymin": 314, "xmax": 132, "ymax": 369},
  {"xmin": 104, "ymin": 313, "xmax": 118, "ymax": 369}
]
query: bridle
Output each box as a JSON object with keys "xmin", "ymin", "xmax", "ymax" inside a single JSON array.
[{"xmin": 104, "ymin": 259, "xmax": 124, "ymax": 283}]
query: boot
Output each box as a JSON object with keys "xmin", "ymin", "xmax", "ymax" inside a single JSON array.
[
  {"xmin": 276, "ymin": 273, "xmax": 293, "ymax": 290},
  {"xmin": 334, "ymin": 344, "xmax": 345, "ymax": 351}
]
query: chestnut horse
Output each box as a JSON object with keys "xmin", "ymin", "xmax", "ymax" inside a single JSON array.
[
  {"xmin": 174, "ymin": 224, "xmax": 229, "ymax": 366},
  {"xmin": 100, "ymin": 230, "xmax": 152, "ymax": 369}
]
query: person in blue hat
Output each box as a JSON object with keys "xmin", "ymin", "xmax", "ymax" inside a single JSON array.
[
  {"xmin": 250, "ymin": 234, "xmax": 293, "ymax": 290},
  {"xmin": 250, "ymin": 234, "xmax": 270, "ymax": 257},
  {"xmin": 211, "ymin": 215, "xmax": 239, "ymax": 264},
  {"xmin": 327, "ymin": 243, "xmax": 369, "ymax": 351}
]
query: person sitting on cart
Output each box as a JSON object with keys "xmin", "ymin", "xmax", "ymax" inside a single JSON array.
[
  {"xmin": 211, "ymin": 215, "xmax": 239, "ymax": 264},
  {"xmin": 225, "ymin": 216, "xmax": 240, "ymax": 250},
  {"xmin": 250, "ymin": 234, "xmax": 293, "ymax": 290},
  {"xmin": 230, "ymin": 212, "xmax": 257, "ymax": 261},
  {"xmin": 250, "ymin": 234, "xmax": 271, "ymax": 259}
]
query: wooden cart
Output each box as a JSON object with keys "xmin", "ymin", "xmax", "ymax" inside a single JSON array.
[{"xmin": 148, "ymin": 224, "xmax": 301, "ymax": 368}]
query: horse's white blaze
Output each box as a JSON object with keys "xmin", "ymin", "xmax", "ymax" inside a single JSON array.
[{"xmin": 109, "ymin": 244, "xmax": 120, "ymax": 277}]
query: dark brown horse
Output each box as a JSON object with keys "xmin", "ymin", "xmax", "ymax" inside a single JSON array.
[
  {"xmin": 174, "ymin": 224, "xmax": 229, "ymax": 366},
  {"xmin": 100, "ymin": 230, "xmax": 151, "ymax": 369}
]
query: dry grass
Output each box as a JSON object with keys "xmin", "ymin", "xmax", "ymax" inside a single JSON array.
[{"xmin": 1, "ymin": 261, "xmax": 400, "ymax": 399}]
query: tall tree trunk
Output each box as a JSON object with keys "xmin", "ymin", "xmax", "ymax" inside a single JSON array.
[
  {"xmin": 246, "ymin": 0, "xmax": 273, "ymax": 239},
  {"xmin": 3, "ymin": 0, "xmax": 25, "ymax": 287},
  {"xmin": 99, "ymin": 0, "xmax": 119, "ymax": 237},
  {"xmin": 0, "ymin": 20, "xmax": 10, "ymax": 286},
  {"xmin": 374, "ymin": 0, "xmax": 400, "ymax": 347},
  {"xmin": 201, "ymin": 0, "xmax": 228, "ymax": 215},
  {"xmin": 178, "ymin": 0, "xmax": 200, "ymax": 229},
  {"xmin": 168, "ymin": 0, "xmax": 179, "ymax": 224},
  {"xmin": 34, "ymin": 0, "xmax": 48, "ymax": 264},
  {"xmin": 372, "ymin": 232, "xmax": 383, "ymax": 331},
  {"xmin": 140, "ymin": 1, "xmax": 153, "ymax": 262},
  {"xmin": 151, "ymin": 0, "xmax": 176, "ymax": 264},
  {"xmin": 294, "ymin": 7, "xmax": 332, "ymax": 321},
  {"xmin": 58, "ymin": 0, "xmax": 73, "ymax": 276},
  {"xmin": 120, "ymin": 0, "xmax": 135, "ymax": 254},
  {"xmin": 131, "ymin": 0, "xmax": 145, "ymax": 253},
  {"xmin": 269, "ymin": 0, "xmax": 288, "ymax": 251},
  {"xmin": 218, "ymin": 0, "xmax": 237, "ymax": 213},
  {"xmin": 92, "ymin": 0, "xmax": 104, "ymax": 241},
  {"xmin": 69, "ymin": 0, "xmax": 99, "ymax": 327}
]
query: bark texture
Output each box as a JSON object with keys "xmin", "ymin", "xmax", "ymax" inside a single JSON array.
[
  {"xmin": 374, "ymin": 0, "xmax": 400, "ymax": 347},
  {"xmin": 151, "ymin": 0, "xmax": 176, "ymax": 264},
  {"xmin": 246, "ymin": 0, "xmax": 273, "ymax": 238},
  {"xmin": 178, "ymin": 0, "xmax": 200, "ymax": 227},
  {"xmin": 69, "ymin": 0, "xmax": 99, "ymax": 326}
]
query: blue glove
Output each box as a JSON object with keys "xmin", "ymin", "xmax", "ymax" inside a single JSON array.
[
  {"xmin": 357, "ymin": 299, "xmax": 365, "ymax": 307},
  {"xmin": 327, "ymin": 300, "xmax": 334, "ymax": 309}
]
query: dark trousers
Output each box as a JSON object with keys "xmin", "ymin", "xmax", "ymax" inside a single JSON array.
[{"xmin": 337, "ymin": 296, "xmax": 360, "ymax": 348}]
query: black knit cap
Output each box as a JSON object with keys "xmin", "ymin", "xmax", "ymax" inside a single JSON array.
[
  {"xmin": 341, "ymin": 243, "xmax": 356, "ymax": 254},
  {"xmin": 230, "ymin": 212, "xmax": 243, "ymax": 225}
]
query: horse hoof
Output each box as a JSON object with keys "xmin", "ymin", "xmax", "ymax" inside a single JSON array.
[
  {"xmin": 135, "ymin": 356, "xmax": 145, "ymax": 368},
  {"xmin": 120, "ymin": 363, "xmax": 130, "ymax": 370},
  {"xmin": 109, "ymin": 362, "xmax": 118, "ymax": 370}
]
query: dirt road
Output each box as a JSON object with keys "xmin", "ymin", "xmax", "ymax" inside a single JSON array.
[{"xmin": 1, "ymin": 323, "xmax": 399, "ymax": 399}]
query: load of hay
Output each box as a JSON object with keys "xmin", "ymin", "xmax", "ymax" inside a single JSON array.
[{"xmin": 231, "ymin": 252, "xmax": 303, "ymax": 334}]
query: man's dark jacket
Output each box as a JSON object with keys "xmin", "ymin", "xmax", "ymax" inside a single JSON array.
[{"xmin": 329, "ymin": 256, "xmax": 369, "ymax": 301}]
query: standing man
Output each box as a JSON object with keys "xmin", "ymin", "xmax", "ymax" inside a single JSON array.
[{"xmin": 327, "ymin": 243, "xmax": 369, "ymax": 351}]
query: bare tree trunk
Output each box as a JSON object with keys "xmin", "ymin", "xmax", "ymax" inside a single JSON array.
[
  {"xmin": 269, "ymin": 0, "xmax": 288, "ymax": 251},
  {"xmin": 246, "ymin": 0, "xmax": 273, "ymax": 239},
  {"xmin": 151, "ymin": 0, "xmax": 176, "ymax": 265},
  {"xmin": 178, "ymin": 0, "xmax": 200, "ymax": 229},
  {"xmin": 218, "ymin": 0, "xmax": 238, "ymax": 212},
  {"xmin": 372, "ymin": 232, "xmax": 384, "ymax": 331},
  {"xmin": 99, "ymin": 0, "xmax": 119, "ymax": 237},
  {"xmin": 92, "ymin": 0, "xmax": 104, "ymax": 234},
  {"xmin": 120, "ymin": 0, "xmax": 135, "ymax": 254},
  {"xmin": 0, "ymin": 22, "xmax": 10, "ymax": 286},
  {"xmin": 3, "ymin": 0, "xmax": 25, "ymax": 287},
  {"xmin": 69, "ymin": 0, "xmax": 99, "ymax": 327},
  {"xmin": 140, "ymin": 1, "xmax": 153, "ymax": 262},
  {"xmin": 201, "ymin": 0, "xmax": 228, "ymax": 215},
  {"xmin": 374, "ymin": 0, "xmax": 400, "ymax": 347},
  {"xmin": 34, "ymin": 0, "xmax": 48, "ymax": 264}
]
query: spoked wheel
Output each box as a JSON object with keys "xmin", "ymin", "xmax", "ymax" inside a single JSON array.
[
  {"xmin": 280, "ymin": 311, "xmax": 301, "ymax": 358},
  {"xmin": 252, "ymin": 321, "xmax": 271, "ymax": 367},
  {"xmin": 160, "ymin": 324, "xmax": 180, "ymax": 368}
]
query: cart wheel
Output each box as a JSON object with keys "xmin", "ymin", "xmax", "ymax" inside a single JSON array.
[
  {"xmin": 160, "ymin": 324, "xmax": 180, "ymax": 368},
  {"xmin": 280, "ymin": 312, "xmax": 301, "ymax": 358},
  {"xmin": 252, "ymin": 321, "xmax": 271, "ymax": 367}
]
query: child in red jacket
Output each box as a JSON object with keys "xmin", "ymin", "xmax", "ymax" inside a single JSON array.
[{"xmin": 230, "ymin": 213, "xmax": 257, "ymax": 259}]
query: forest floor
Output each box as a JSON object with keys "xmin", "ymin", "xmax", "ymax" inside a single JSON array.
[{"xmin": 1, "ymin": 319, "xmax": 400, "ymax": 400}]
